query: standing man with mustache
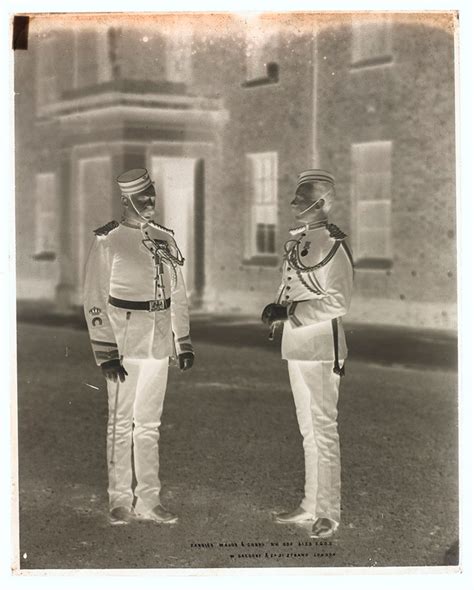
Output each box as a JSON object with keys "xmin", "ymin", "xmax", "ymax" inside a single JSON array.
[
  {"xmin": 262, "ymin": 169, "xmax": 354, "ymax": 539},
  {"xmin": 83, "ymin": 168, "xmax": 194, "ymax": 526}
]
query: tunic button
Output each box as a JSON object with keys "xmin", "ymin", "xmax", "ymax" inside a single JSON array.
[
  {"xmin": 285, "ymin": 295, "xmax": 290, "ymax": 299},
  {"xmin": 286, "ymin": 286, "xmax": 291, "ymax": 290}
]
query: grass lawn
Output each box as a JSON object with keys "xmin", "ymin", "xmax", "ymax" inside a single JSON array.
[{"xmin": 15, "ymin": 323, "xmax": 458, "ymax": 570}]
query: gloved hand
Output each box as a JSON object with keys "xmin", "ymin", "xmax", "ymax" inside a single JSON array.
[
  {"xmin": 261, "ymin": 303, "xmax": 288, "ymax": 326},
  {"xmin": 101, "ymin": 359, "xmax": 128, "ymax": 383},
  {"xmin": 179, "ymin": 352, "xmax": 194, "ymax": 371}
]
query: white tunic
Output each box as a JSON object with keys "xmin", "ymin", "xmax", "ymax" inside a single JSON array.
[
  {"xmin": 279, "ymin": 224, "xmax": 354, "ymax": 362},
  {"xmin": 83, "ymin": 221, "xmax": 193, "ymax": 364}
]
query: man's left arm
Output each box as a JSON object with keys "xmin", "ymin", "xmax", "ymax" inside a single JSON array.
[{"xmin": 170, "ymin": 265, "xmax": 194, "ymax": 371}]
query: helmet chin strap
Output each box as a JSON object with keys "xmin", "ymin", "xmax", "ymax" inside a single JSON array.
[
  {"xmin": 299, "ymin": 188, "xmax": 333, "ymax": 215},
  {"xmin": 125, "ymin": 194, "xmax": 152, "ymax": 224}
]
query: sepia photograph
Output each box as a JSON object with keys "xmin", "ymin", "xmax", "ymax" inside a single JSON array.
[{"xmin": 9, "ymin": 5, "xmax": 467, "ymax": 578}]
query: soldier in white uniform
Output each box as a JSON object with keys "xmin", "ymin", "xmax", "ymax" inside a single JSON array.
[
  {"xmin": 83, "ymin": 168, "xmax": 194, "ymax": 526},
  {"xmin": 262, "ymin": 169, "xmax": 354, "ymax": 539}
]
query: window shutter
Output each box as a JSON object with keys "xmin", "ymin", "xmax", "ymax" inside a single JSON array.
[
  {"xmin": 37, "ymin": 36, "xmax": 59, "ymax": 107},
  {"xmin": 352, "ymin": 142, "xmax": 392, "ymax": 262},
  {"xmin": 35, "ymin": 173, "xmax": 57, "ymax": 254},
  {"xmin": 97, "ymin": 27, "xmax": 112, "ymax": 83},
  {"xmin": 352, "ymin": 19, "xmax": 392, "ymax": 65},
  {"xmin": 166, "ymin": 31, "xmax": 193, "ymax": 83},
  {"xmin": 74, "ymin": 30, "xmax": 99, "ymax": 88}
]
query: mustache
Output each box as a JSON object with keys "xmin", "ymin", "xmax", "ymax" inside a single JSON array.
[{"xmin": 292, "ymin": 189, "xmax": 332, "ymax": 215}]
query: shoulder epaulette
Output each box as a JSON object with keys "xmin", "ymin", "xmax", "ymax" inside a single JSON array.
[
  {"xmin": 94, "ymin": 220, "xmax": 119, "ymax": 236},
  {"xmin": 326, "ymin": 223, "xmax": 348, "ymax": 241},
  {"xmin": 148, "ymin": 220, "xmax": 175, "ymax": 236}
]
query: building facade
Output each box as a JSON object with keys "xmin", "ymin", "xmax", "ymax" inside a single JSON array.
[{"xmin": 15, "ymin": 13, "xmax": 457, "ymax": 329}]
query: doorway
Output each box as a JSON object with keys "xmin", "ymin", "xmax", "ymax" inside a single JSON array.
[{"xmin": 150, "ymin": 157, "xmax": 204, "ymax": 302}]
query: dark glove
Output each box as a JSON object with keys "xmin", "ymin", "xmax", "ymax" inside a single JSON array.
[
  {"xmin": 178, "ymin": 352, "xmax": 194, "ymax": 371},
  {"xmin": 101, "ymin": 359, "xmax": 128, "ymax": 383},
  {"xmin": 261, "ymin": 303, "xmax": 288, "ymax": 327}
]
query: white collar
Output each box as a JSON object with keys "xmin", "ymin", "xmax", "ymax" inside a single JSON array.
[{"xmin": 289, "ymin": 219, "xmax": 328, "ymax": 236}]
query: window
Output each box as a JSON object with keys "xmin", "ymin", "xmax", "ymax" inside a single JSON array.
[
  {"xmin": 73, "ymin": 27, "xmax": 112, "ymax": 88},
  {"xmin": 351, "ymin": 142, "xmax": 392, "ymax": 267},
  {"xmin": 246, "ymin": 152, "xmax": 278, "ymax": 259},
  {"xmin": 34, "ymin": 173, "xmax": 58, "ymax": 259},
  {"xmin": 36, "ymin": 35, "xmax": 59, "ymax": 107},
  {"xmin": 351, "ymin": 17, "xmax": 393, "ymax": 67},
  {"xmin": 97, "ymin": 26, "xmax": 113, "ymax": 83},
  {"xmin": 245, "ymin": 24, "xmax": 279, "ymax": 81},
  {"xmin": 107, "ymin": 27, "xmax": 121, "ymax": 79},
  {"xmin": 166, "ymin": 30, "xmax": 193, "ymax": 84}
]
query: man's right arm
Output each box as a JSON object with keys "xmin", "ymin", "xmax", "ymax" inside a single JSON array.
[
  {"xmin": 83, "ymin": 237, "xmax": 120, "ymax": 368},
  {"xmin": 286, "ymin": 245, "xmax": 353, "ymax": 328}
]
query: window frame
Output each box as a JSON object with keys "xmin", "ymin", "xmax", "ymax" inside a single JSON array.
[
  {"xmin": 244, "ymin": 26, "xmax": 279, "ymax": 84},
  {"xmin": 36, "ymin": 34, "xmax": 59, "ymax": 109},
  {"xmin": 165, "ymin": 30, "xmax": 193, "ymax": 84},
  {"xmin": 34, "ymin": 172, "xmax": 58, "ymax": 259},
  {"xmin": 351, "ymin": 141, "xmax": 393, "ymax": 269},
  {"xmin": 351, "ymin": 17, "xmax": 393, "ymax": 69},
  {"xmin": 245, "ymin": 152, "xmax": 279, "ymax": 264}
]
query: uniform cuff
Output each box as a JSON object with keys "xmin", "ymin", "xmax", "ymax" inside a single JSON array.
[
  {"xmin": 287, "ymin": 301, "xmax": 303, "ymax": 327},
  {"xmin": 91, "ymin": 339, "xmax": 120, "ymax": 366},
  {"xmin": 175, "ymin": 334, "xmax": 194, "ymax": 356}
]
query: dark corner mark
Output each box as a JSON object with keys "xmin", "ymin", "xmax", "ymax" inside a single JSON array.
[{"xmin": 13, "ymin": 15, "xmax": 30, "ymax": 50}]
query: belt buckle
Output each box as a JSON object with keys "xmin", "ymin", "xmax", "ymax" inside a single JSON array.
[{"xmin": 149, "ymin": 299, "xmax": 164, "ymax": 312}]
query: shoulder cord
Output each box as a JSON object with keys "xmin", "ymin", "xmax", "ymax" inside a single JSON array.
[
  {"xmin": 158, "ymin": 242, "xmax": 185, "ymax": 268},
  {"xmin": 141, "ymin": 236, "xmax": 185, "ymax": 289},
  {"xmin": 284, "ymin": 238, "xmax": 341, "ymax": 273},
  {"xmin": 295, "ymin": 269, "xmax": 325, "ymax": 295}
]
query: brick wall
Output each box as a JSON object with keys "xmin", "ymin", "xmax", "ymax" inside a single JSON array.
[
  {"xmin": 15, "ymin": 15, "xmax": 457, "ymax": 328},
  {"xmin": 194, "ymin": 26, "xmax": 317, "ymax": 313},
  {"xmin": 316, "ymin": 19, "xmax": 456, "ymax": 328}
]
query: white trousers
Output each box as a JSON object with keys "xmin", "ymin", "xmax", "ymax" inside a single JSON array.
[
  {"xmin": 287, "ymin": 360, "xmax": 341, "ymax": 525},
  {"xmin": 106, "ymin": 357, "xmax": 169, "ymax": 511}
]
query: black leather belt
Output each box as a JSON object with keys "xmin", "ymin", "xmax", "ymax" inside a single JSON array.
[{"xmin": 108, "ymin": 295, "xmax": 171, "ymax": 312}]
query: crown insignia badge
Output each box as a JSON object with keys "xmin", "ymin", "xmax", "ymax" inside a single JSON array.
[{"xmin": 89, "ymin": 306, "xmax": 102, "ymax": 316}]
